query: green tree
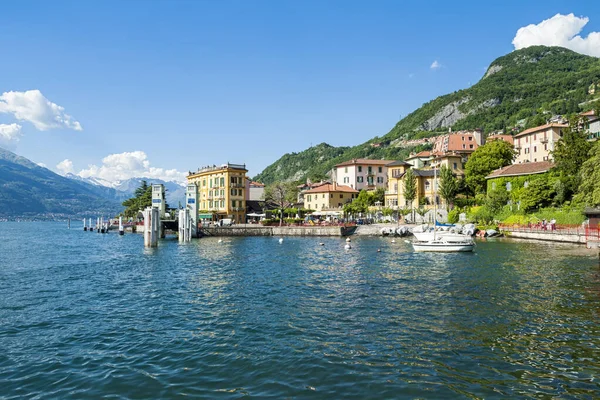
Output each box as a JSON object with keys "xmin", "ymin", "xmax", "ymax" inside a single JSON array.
[
  {"xmin": 574, "ymin": 142, "xmax": 600, "ymax": 207},
  {"xmin": 438, "ymin": 165, "xmax": 459, "ymax": 210},
  {"xmin": 122, "ymin": 181, "xmax": 153, "ymax": 218},
  {"xmin": 464, "ymin": 140, "xmax": 516, "ymax": 195},
  {"xmin": 403, "ymin": 168, "xmax": 417, "ymax": 222},
  {"xmin": 520, "ymin": 180, "xmax": 555, "ymax": 212},
  {"xmin": 264, "ymin": 181, "xmax": 299, "ymax": 226},
  {"xmin": 373, "ymin": 187, "xmax": 386, "ymax": 205},
  {"xmin": 486, "ymin": 186, "xmax": 509, "ymax": 213},
  {"xmin": 551, "ymin": 122, "xmax": 592, "ymax": 203}
]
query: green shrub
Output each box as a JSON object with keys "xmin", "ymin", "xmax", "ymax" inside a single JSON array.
[{"xmin": 447, "ymin": 209, "xmax": 459, "ymax": 224}]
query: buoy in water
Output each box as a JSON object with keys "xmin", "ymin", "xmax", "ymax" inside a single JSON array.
[
  {"xmin": 344, "ymin": 244, "xmax": 351, "ymax": 250},
  {"xmin": 218, "ymin": 239, "xmax": 223, "ymax": 243},
  {"xmin": 391, "ymin": 239, "xmax": 396, "ymax": 243},
  {"xmin": 319, "ymin": 242, "xmax": 325, "ymax": 246},
  {"xmin": 346, "ymin": 237, "xmax": 351, "ymax": 242},
  {"xmin": 279, "ymin": 238, "xmax": 283, "ymax": 244},
  {"xmin": 377, "ymin": 248, "xmax": 381, "ymax": 252}
]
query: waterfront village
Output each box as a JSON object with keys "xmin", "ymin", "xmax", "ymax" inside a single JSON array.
[{"xmin": 159, "ymin": 110, "xmax": 600, "ymax": 247}]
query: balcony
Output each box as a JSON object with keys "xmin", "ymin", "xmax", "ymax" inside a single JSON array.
[
  {"xmin": 540, "ymin": 137, "xmax": 548, "ymax": 143},
  {"xmin": 231, "ymin": 183, "xmax": 245, "ymax": 188}
]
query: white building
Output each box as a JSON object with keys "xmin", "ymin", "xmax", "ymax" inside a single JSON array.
[{"xmin": 333, "ymin": 159, "xmax": 393, "ymax": 191}]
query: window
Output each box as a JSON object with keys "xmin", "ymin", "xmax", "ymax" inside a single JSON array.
[
  {"xmin": 526, "ymin": 137, "xmax": 529, "ymax": 143},
  {"xmin": 357, "ymin": 176, "xmax": 364, "ymax": 183},
  {"xmin": 221, "ymin": 177, "xmax": 225, "ymax": 187},
  {"xmin": 453, "ymin": 162, "xmax": 457, "ymax": 170},
  {"xmin": 232, "ymin": 200, "xmax": 236, "ymax": 208},
  {"xmin": 220, "ymin": 200, "xmax": 224, "ymax": 208},
  {"xmin": 202, "ymin": 179, "xmax": 206, "ymax": 187},
  {"xmin": 462, "ymin": 144, "xmax": 466, "ymax": 149},
  {"xmin": 322, "ymin": 204, "xmax": 325, "ymax": 209},
  {"xmin": 345, "ymin": 167, "xmax": 348, "ymax": 173},
  {"xmin": 462, "ymin": 136, "xmax": 465, "ymax": 141},
  {"xmin": 377, "ymin": 177, "xmax": 384, "ymax": 183},
  {"xmin": 544, "ymin": 144, "xmax": 547, "ymax": 151},
  {"xmin": 323, "ymin": 194, "xmax": 326, "ymax": 199},
  {"xmin": 534, "ymin": 146, "xmax": 537, "ymax": 153},
  {"xmin": 534, "ymin": 134, "xmax": 536, "ymax": 140},
  {"xmin": 506, "ymin": 182, "xmax": 512, "ymax": 191},
  {"xmin": 469, "ymin": 144, "xmax": 473, "ymax": 149},
  {"xmin": 340, "ymin": 194, "xmax": 343, "ymax": 198},
  {"xmin": 524, "ymin": 181, "xmax": 529, "ymax": 188},
  {"xmin": 307, "ymin": 195, "xmax": 311, "ymax": 201},
  {"xmin": 378, "ymin": 166, "xmax": 382, "ymax": 173},
  {"xmin": 492, "ymin": 182, "xmax": 496, "ymax": 190},
  {"xmin": 358, "ymin": 166, "xmax": 362, "ymax": 173},
  {"xmin": 209, "ymin": 179, "xmax": 212, "ymax": 188},
  {"xmin": 368, "ymin": 166, "xmax": 372, "ymax": 173},
  {"xmin": 425, "ymin": 181, "xmax": 431, "ymax": 191}
]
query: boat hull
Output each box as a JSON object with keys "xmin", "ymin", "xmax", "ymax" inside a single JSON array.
[{"xmin": 412, "ymin": 241, "xmax": 475, "ymax": 252}]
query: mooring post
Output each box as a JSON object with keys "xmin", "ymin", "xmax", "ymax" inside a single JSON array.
[
  {"xmin": 97, "ymin": 217, "xmax": 100, "ymax": 233},
  {"xmin": 119, "ymin": 216, "xmax": 124, "ymax": 235},
  {"xmin": 83, "ymin": 218, "xmax": 87, "ymax": 231},
  {"xmin": 151, "ymin": 207, "xmax": 159, "ymax": 246}
]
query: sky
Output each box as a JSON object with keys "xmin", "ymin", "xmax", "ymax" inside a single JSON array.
[{"xmin": 1, "ymin": 0, "xmax": 599, "ymax": 182}]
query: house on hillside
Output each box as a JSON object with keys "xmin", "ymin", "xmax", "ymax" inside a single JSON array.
[
  {"xmin": 581, "ymin": 110, "xmax": 600, "ymax": 141},
  {"xmin": 333, "ymin": 159, "xmax": 393, "ymax": 191},
  {"xmin": 405, "ymin": 151, "xmax": 434, "ymax": 169},
  {"xmin": 486, "ymin": 133, "xmax": 514, "ymax": 146},
  {"xmin": 485, "ymin": 161, "xmax": 554, "ymax": 209},
  {"xmin": 384, "ymin": 160, "xmax": 449, "ymax": 211},
  {"xmin": 297, "ymin": 180, "xmax": 330, "ymax": 203},
  {"xmin": 303, "ymin": 183, "xmax": 358, "ymax": 212},
  {"xmin": 513, "ymin": 123, "xmax": 567, "ymax": 164},
  {"xmin": 431, "ymin": 130, "xmax": 484, "ymax": 155}
]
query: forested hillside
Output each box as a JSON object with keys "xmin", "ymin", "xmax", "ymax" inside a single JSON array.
[{"xmin": 254, "ymin": 46, "xmax": 600, "ymax": 184}]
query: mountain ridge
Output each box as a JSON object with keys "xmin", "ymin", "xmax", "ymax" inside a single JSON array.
[{"xmin": 253, "ymin": 46, "xmax": 600, "ymax": 185}]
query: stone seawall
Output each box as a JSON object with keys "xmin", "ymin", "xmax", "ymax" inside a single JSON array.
[
  {"xmin": 503, "ymin": 230, "xmax": 586, "ymax": 244},
  {"xmin": 200, "ymin": 225, "xmax": 356, "ymax": 237}
]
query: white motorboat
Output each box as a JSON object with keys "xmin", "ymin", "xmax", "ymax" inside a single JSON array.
[
  {"xmin": 411, "ymin": 165, "xmax": 475, "ymax": 253},
  {"xmin": 412, "ymin": 237, "xmax": 475, "ymax": 252},
  {"xmin": 412, "ymin": 229, "xmax": 470, "ymax": 242}
]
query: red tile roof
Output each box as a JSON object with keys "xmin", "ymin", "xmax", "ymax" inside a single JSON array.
[
  {"xmin": 486, "ymin": 161, "xmax": 554, "ymax": 179},
  {"xmin": 335, "ymin": 158, "xmax": 395, "ymax": 167},
  {"xmin": 581, "ymin": 110, "xmax": 596, "ymax": 117},
  {"xmin": 515, "ymin": 123, "xmax": 568, "ymax": 138},
  {"xmin": 304, "ymin": 184, "xmax": 359, "ymax": 194}
]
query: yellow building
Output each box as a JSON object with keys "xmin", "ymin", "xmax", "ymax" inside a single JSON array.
[
  {"xmin": 187, "ymin": 163, "xmax": 247, "ymax": 223},
  {"xmin": 303, "ymin": 183, "xmax": 358, "ymax": 212},
  {"xmin": 385, "ymin": 160, "xmax": 445, "ymax": 210}
]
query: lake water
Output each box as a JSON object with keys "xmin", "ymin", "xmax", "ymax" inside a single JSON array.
[{"xmin": 1, "ymin": 222, "xmax": 600, "ymax": 399}]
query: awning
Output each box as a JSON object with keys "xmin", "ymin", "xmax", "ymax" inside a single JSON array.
[
  {"xmin": 247, "ymin": 213, "xmax": 266, "ymax": 217},
  {"xmin": 198, "ymin": 213, "xmax": 213, "ymax": 219}
]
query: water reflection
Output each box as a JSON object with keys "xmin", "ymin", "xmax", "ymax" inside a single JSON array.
[{"xmin": 2, "ymin": 223, "xmax": 600, "ymax": 399}]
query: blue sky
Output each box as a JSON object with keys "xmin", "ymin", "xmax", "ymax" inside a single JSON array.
[{"xmin": 0, "ymin": 0, "xmax": 598, "ymax": 180}]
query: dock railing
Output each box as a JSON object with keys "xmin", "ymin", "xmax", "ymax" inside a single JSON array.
[{"xmin": 499, "ymin": 223, "xmax": 599, "ymax": 239}]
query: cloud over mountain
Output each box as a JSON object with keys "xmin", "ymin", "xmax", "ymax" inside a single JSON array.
[
  {"xmin": 0, "ymin": 123, "xmax": 23, "ymax": 150},
  {"xmin": 75, "ymin": 151, "xmax": 187, "ymax": 183},
  {"xmin": 513, "ymin": 13, "xmax": 600, "ymax": 57},
  {"xmin": 0, "ymin": 90, "xmax": 83, "ymax": 131}
]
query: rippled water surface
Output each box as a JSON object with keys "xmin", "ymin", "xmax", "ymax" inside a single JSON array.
[{"xmin": 1, "ymin": 222, "xmax": 600, "ymax": 399}]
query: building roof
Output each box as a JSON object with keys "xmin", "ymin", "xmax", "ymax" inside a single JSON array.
[
  {"xmin": 304, "ymin": 184, "xmax": 359, "ymax": 194},
  {"xmin": 386, "ymin": 160, "xmax": 412, "ymax": 167},
  {"xmin": 485, "ymin": 161, "xmax": 554, "ymax": 179},
  {"xmin": 406, "ymin": 150, "xmax": 432, "ymax": 159},
  {"xmin": 248, "ymin": 181, "xmax": 264, "ymax": 187},
  {"xmin": 487, "ymin": 134, "xmax": 514, "ymax": 144},
  {"xmin": 515, "ymin": 123, "xmax": 568, "ymax": 138},
  {"xmin": 334, "ymin": 158, "xmax": 394, "ymax": 167},
  {"xmin": 412, "ymin": 169, "xmax": 437, "ymax": 177},
  {"xmin": 297, "ymin": 181, "xmax": 330, "ymax": 189},
  {"xmin": 581, "ymin": 110, "xmax": 596, "ymax": 117}
]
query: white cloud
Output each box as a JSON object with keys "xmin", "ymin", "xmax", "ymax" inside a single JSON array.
[
  {"xmin": 512, "ymin": 13, "xmax": 600, "ymax": 57},
  {"xmin": 77, "ymin": 151, "xmax": 187, "ymax": 183},
  {"xmin": 0, "ymin": 90, "xmax": 83, "ymax": 131},
  {"xmin": 0, "ymin": 123, "xmax": 23, "ymax": 150},
  {"xmin": 56, "ymin": 159, "xmax": 75, "ymax": 175},
  {"xmin": 430, "ymin": 60, "xmax": 441, "ymax": 70}
]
